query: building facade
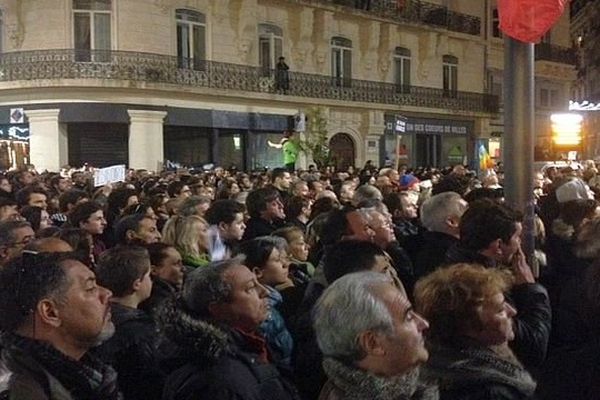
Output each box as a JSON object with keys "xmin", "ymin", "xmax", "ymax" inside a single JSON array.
[
  {"xmin": 570, "ymin": 0, "xmax": 600, "ymax": 160},
  {"xmin": 0, "ymin": 0, "xmax": 574, "ymax": 171}
]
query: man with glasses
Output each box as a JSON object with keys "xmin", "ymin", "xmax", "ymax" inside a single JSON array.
[{"xmin": 0, "ymin": 220, "xmax": 35, "ymax": 266}]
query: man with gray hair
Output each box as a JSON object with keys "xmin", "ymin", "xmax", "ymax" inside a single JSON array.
[
  {"xmin": 313, "ymin": 271, "xmax": 436, "ymax": 400},
  {"xmin": 413, "ymin": 192, "xmax": 467, "ymax": 280},
  {"xmin": 160, "ymin": 257, "xmax": 300, "ymax": 400}
]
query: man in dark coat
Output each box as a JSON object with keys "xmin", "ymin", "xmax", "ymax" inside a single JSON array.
[
  {"xmin": 413, "ymin": 191, "xmax": 467, "ymax": 280},
  {"xmin": 160, "ymin": 257, "xmax": 300, "ymax": 400},
  {"xmin": 445, "ymin": 199, "xmax": 551, "ymax": 371},
  {"xmin": 243, "ymin": 187, "xmax": 285, "ymax": 241},
  {"xmin": 0, "ymin": 253, "xmax": 120, "ymax": 399}
]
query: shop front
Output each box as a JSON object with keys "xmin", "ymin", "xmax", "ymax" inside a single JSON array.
[{"xmin": 383, "ymin": 115, "xmax": 474, "ymax": 168}]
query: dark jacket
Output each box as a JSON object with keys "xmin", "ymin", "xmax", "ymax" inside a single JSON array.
[
  {"xmin": 413, "ymin": 231, "xmax": 458, "ymax": 280},
  {"xmin": 424, "ymin": 340, "xmax": 536, "ymax": 400},
  {"xmin": 0, "ymin": 333, "xmax": 121, "ymax": 400},
  {"xmin": 139, "ymin": 277, "xmax": 178, "ymax": 319},
  {"xmin": 445, "ymin": 245, "xmax": 552, "ymax": 371},
  {"xmin": 243, "ymin": 217, "xmax": 279, "ymax": 241},
  {"xmin": 259, "ymin": 286, "xmax": 294, "ymax": 367},
  {"xmin": 423, "ymin": 345, "xmax": 536, "ymax": 400},
  {"xmin": 538, "ymin": 268, "xmax": 600, "ymax": 400},
  {"xmin": 159, "ymin": 299, "xmax": 300, "ymax": 400},
  {"xmin": 94, "ymin": 303, "xmax": 164, "ymax": 400},
  {"xmin": 385, "ymin": 242, "xmax": 416, "ymax": 295}
]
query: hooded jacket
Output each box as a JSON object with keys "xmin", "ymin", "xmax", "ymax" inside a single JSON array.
[{"xmin": 159, "ymin": 298, "xmax": 299, "ymax": 400}]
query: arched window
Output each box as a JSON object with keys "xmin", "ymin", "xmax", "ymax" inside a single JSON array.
[
  {"xmin": 443, "ymin": 55, "xmax": 458, "ymax": 97},
  {"xmin": 258, "ymin": 23, "xmax": 283, "ymax": 73},
  {"xmin": 73, "ymin": 0, "xmax": 111, "ymax": 62},
  {"xmin": 176, "ymin": 9, "xmax": 206, "ymax": 70},
  {"xmin": 331, "ymin": 37, "xmax": 352, "ymax": 87},
  {"xmin": 394, "ymin": 47, "xmax": 411, "ymax": 93}
]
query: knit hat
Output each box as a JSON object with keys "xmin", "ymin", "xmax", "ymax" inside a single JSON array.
[
  {"xmin": 555, "ymin": 178, "xmax": 594, "ymax": 203},
  {"xmin": 399, "ymin": 174, "xmax": 420, "ymax": 190}
]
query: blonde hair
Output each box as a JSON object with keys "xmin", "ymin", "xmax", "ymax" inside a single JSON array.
[{"xmin": 162, "ymin": 215, "xmax": 209, "ymax": 257}]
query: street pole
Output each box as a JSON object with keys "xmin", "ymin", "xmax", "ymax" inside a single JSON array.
[{"xmin": 503, "ymin": 37, "xmax": 536, "ymax": 269}]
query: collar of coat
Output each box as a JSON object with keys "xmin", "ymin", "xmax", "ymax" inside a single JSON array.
[
  {"xmin": 423, "ymin": 341, "xmax": 536, "ymax": 397},
  {"xmin": 322, "ymin": 358, "xmax": 438, "ymax": 400}
]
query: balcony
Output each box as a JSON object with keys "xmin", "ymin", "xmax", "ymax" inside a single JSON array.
[
  {"xmin": 535, "ymin": 43, "xmax": 577, "ymax": 65},
  {"xmin": 310, "ymin": 0, "xmax": 481, "ymax": 36},
  {"xmin": 0, "ymin": 49, "xmax": 498, "ymax": 114}
]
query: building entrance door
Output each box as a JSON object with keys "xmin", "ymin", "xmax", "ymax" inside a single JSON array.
[
  {"xmin": 415, "ymin": 134, "xmax": 441, "ymax": 167},
  {"xmin": 329, "ymin": 132, "xmax": 355, "ymax": 170}
]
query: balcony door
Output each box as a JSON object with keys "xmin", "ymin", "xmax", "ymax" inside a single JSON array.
[
  {"xmin": 331, "ymin": 37, "xmax": 352, "ymax": 88},
  {"xmin": 177, "ymin": 9, "xmax": 206, "ymax": 70},
  {"xmin": 73, "ymin": 0, "xmax": 112, "ymax": 62}
]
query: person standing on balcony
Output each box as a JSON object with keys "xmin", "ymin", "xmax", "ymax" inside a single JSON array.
[{"xmin": 275, "ymin": 56, "xmax": 290, "ymax": 94}]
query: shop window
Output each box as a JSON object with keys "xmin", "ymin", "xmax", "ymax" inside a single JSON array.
[
  {"xmin": 73, "ymin": 0, "xmax": 112, "ymax": 62},
  {"xmin": 176, "ymin": 9, "xmax": 206, "ymax": 70},
  {"xmin": 164, "ymin": 126, "xmax": 210, "ymax": 167}
]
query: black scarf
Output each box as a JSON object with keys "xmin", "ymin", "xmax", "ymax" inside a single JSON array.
[{"xmin": 3, "ymin": 333, "xmax": 121, "ymax": 400}]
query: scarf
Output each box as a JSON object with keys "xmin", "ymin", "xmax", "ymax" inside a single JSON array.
[
  {"xmin": 425, "ymin": 341, "xmax": 536, "ymax": 397},
  {"xmin": 322, "ymin": 358, "xmax": 438, "ymax": 400},
  {"xmin": 3, "ymin": 333, "xmax": 121, "ymax": 400}
]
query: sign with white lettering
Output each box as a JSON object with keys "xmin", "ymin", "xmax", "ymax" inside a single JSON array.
[
  {"xmin": 385, "ymin": 116, "xmax": 473, "ymax": 136},
  {"xmin": 94, "ymin": 165, "xmax": 126, "ymax": 187}
]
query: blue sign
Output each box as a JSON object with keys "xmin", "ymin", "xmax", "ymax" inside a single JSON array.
[{"xmin": 0, "ymin": 124, "xmax": 29, "ymax": 141}]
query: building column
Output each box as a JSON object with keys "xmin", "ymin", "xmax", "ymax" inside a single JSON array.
[
  {"xmin": 128, "ymin": 110, "xmax": 167, "ymax": 171},
  {"xmin": 26, "ymin": 109, "xmax": 68, "ymax": 172}
]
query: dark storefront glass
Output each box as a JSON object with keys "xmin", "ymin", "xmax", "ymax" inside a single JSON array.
[
  {"xmin": 68, "ymin": 123, "xmax": 128, "ymax": 168},
  {"xmin": 164, "ymin": 126, "xmax": 210, "ymax": 167},
  {"xmin": 219, "ymin": 132, "xmax": 244, "ymax": 170}
]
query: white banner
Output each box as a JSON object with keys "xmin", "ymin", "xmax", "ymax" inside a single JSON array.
[{"xmin": 94, "ymin": 165, "xmax": 126, "ymax": 187}]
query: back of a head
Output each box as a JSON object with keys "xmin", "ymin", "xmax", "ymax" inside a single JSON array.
[
  {"xmin": 323, "ymin": 239, "xmax": 385, "ymax": 284},
  {"xmin": 352, "ymin": 185, "xmax": 382, "ymax": 206},
  {"xmin": 58, "ymin": 189, "xmax": 88, "ymax": 213},
  {"xmin": 319, "ymin": 207, "xmax": 354, "ymax": 247},
  {"xmin": 420, "ymin": 191, "xmax": 465, "ymax": 233},
  {"xmin": 96, "ymin": 245, "xmax": 150, "ymax": 297},
  {"xmin": 25, "ymin": 238, "xmax": 73, "ymax": 253},
  {"xmin": 459, "ymin": 199, "xmax": 521, "ymax": 251},
  {"xmin": 179, "ymin": 196, "xmax": 211, "ymax": 217},
  {"xmin": 114, "ymin": 214, "xmax": 146, "ymax": 244},
  {"xmin": 313, "ymin": 271, "xmax": 394, "ymax": 361},
  {"xmin": 432, "ymin": 174, "xmax": 471, "ymax": 196},
  {"xmin": 0, "ymin": 253, "xmax": 71, "ymax": 332},
  {"xmin": 464, "ymin": 187, "xmax": 504, "ymax": 204},
  {"xmin": 236, "ymin": 237, "xmax": 277, "ymax": 270}
]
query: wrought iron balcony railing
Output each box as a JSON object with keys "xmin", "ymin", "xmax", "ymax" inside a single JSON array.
[
  {"xmin": 534, "ymin": 43, "xmax": 577, "ymax": 65},
  {"xmin": 311, "ymin": 0, "xmax": 481, "ymax": 36},
  {"xmin": 0, "ymin": 49, "xmax": 499, "ymax": 113}
]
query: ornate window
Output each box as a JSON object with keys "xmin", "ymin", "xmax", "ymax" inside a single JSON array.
[
  {"xmin": 443, "ymin": 55, "xmax": 458, "ymax": 97},
  {"xmin": 394, "ymin": 47, "xmax": 411, "ymax": 93},
  {"xmin": 176, "ymin": 9, "xmax": 206, "ymax": 70},
  {"xmin": 331, "ymin": 37, "xmax": 352, "ymax": 87},
  {"xmin": 73, "ymin": 0, "xmax": 112, "ymax": 62},
  {"xmin": 258, "ymin": 23, "xmax": 283, "ymax": 74}
]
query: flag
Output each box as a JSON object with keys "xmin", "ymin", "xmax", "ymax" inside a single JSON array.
[
  {"xmin": 498, "ymin": 0, "xmax": 567, "ymax": 43},
  {"xmin": 479, "ymin": 144, "xmax": 495, "ymax": 171}
]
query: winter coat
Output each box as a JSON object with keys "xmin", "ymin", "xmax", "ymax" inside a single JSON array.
[
  {"xmin": 93, "ymin": 303, "xmax": 164, "ymax": 400},
  {"xmin": 243, "ymin": 217, "xmax": 279, "ymax": 241},
  {"xmin": 159, "ymin": 298, "xmax": 300, "ymax": 400},
  {"xmin": 445, "ymin": 244, "xmax": 552, "ymax": 371},
  {"xmin": 0, "ymin": 333, "xmax": 121, "ymax": 400},
  {"xmin": 413, "ymin": 231, "xmax": 458, "ymax": 281},
  {"xmin": 319, "ymin": 358, "xmax": 438, "ymax": 400},
  {"xmin": 424, "ymin": 341, "xmax": 536, "ymax": 400},
  {"xmin": 139, "ymin": 277, "xmax": 178, "ymax": 319},
  {"xmin": 259, "ymin": 286, "xmax": 294, "ymax": 367},
  {"xmin": 538, "ymin": 269, "xmax": 600, "ymax": 400}
]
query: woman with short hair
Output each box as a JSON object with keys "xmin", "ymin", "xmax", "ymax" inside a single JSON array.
[{"xmin": 415, "ymin": 263, "xmax": 536, "ymax": 400}]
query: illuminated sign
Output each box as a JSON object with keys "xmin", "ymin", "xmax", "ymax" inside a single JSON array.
[
  {"xmin": 551, "ymin": 113, "xmax": 582, "ymax": 146},
  {"xmin": 569, "ymin": 101, "xmax": 600, "ymax": 111}
]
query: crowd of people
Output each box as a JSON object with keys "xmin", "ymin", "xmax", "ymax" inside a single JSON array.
[{"xmin": 0, "ymin": 159, "xmax": 597, "ymax": 399}]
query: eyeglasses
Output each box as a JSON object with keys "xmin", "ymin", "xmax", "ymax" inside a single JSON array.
[{"xmin": 6, "ymin": 235, "xmax": 34, "ymax": 248}]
